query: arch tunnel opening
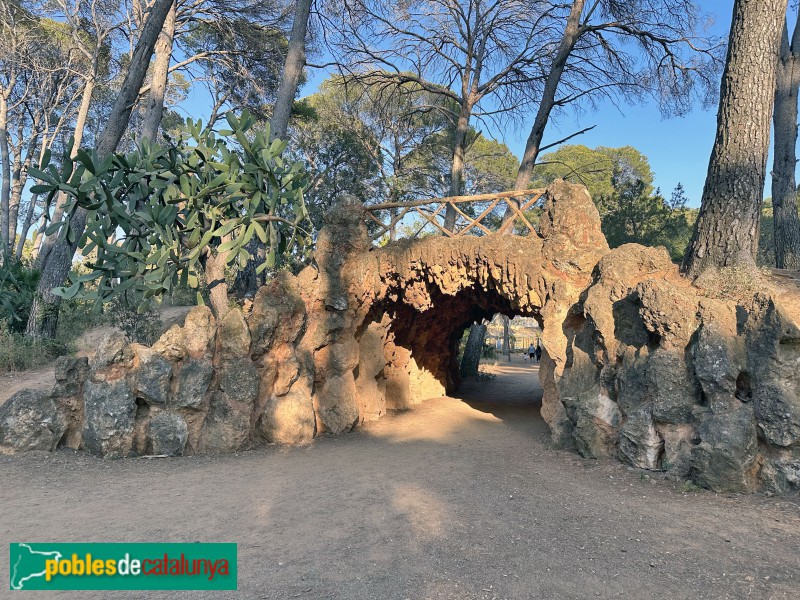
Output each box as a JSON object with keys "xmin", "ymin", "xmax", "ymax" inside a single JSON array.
[{"xmin": 352, "ymin": 283, "xmax": 547, "ymax": 423}]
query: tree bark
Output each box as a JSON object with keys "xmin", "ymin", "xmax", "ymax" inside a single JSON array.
[
  {"xmin": 232, "ymin": 0, "xmax": 312, "ymax": 298},
  {"xmin": 71, "ymin": 74, "xmax": 96, "ymax": 157},
  {"xmin": 502, "ymin": 315, "xmax": 511, "ymax": 362},
  {"xmin": 230, "ymin": 239, "xmax": 262, "ymax": 299},
  {"xmin": 7, "ymin": 127, "xmax": 40, "ymax": 255},
  {"xmin": 443, "ymin": 104, "xmax": 472, "ymax": 231},
  {"xmin": 772, "ymin": 18, "xmax": 800, "ymax": 270},
  {"xmin": 202, "ymin": 248, "xmax": 230, "ymax": 319},
  {"xmin": 514, "ymin": 0, "xmax": 586, "ymax": 191},
  {"xmin": 140, "ymin": 1, "xmax": 177, "ymax": 142},
  {"xmin": 270, "ymin": 0, "xmax": 312, "ymax": 141},
  {"xmin": 7, "ymin": 143, "xmax": 21, "ymax": 251},
  {"xmin": 15, "ymin": 194, "xmax": 40, "ymax": 260},
  {"xmin": 35, "ymin": 74, "xmax": 96, "ymax": 269},
  {"xmin": 683, "ymin": 0, "xmax": 788, "ymax": 277},
  {"xmin": 501, "ymin": 0, "xmax": 585, "ymax": 230},
  {"xmin": 26, "ymin": 0, "xmax": 175, "ymax": 338},
  {"xmin": 460, "ymin": 321, "xmax": 487, "ymax": 378},
  {"xmin": 0, "ymin": 95, "xmax": 10, "ymax": 256}
]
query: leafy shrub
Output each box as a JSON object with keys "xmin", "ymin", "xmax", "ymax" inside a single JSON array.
[
  {"xmin": 0, "ymin": 320, "xmax": 67, "ymax": 372},
  {"xmin": 107, "ymin": 296, "xmax": 162, "ymax": 345},
  {"xmin": 0, "ymin": 260, "xmax": 40, "ymax": 331},
  {"xmin": 30, "ymin": 110, "xmax": 310, "ymax": 313}
]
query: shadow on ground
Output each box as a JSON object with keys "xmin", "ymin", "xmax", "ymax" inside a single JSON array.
[{"xmin": 0, "ymin": 354, "xmax": 798, "ymax": 599}]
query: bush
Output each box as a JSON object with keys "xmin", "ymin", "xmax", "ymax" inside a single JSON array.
[
  {"xmin": 30, "ymin": 110, "xmax": 310, "ymax": 316},
  {"xmin": 107, "ymin": 297, "xmax": 162, "ymax": 345},
  {"xmin": 0, "ymin": 260, "xmax": 40, "ymax": 331},
  {"xmin": 0, "ymin": 293, "xmax": 98, "ymax": 373},
  {"xmin": 0, "ymin": 320, "xmax": 68, "ymax": 372}
]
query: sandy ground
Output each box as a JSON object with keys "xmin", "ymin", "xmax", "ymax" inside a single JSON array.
[
  {"xmin": 0, "ymin": 366, "xmax": 54, "ymax": 403},
  {"xmin": 1, "ymin": 355, "xmax": 799, "ymax": 599}
]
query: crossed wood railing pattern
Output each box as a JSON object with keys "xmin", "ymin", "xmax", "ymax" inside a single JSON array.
[{"xmin": 363, "ymin": 189, "xmax": 546, "ymax": 241}]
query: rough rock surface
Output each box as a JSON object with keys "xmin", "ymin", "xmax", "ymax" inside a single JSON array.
[
  {"xmin": 128, "ymin": 345, "xmax": 172, "ymax": 405},
  {"xmin": 148, "ymin": 412, "xmax": 188, "ymax": 456},
  {"xmin": 257, "ymin": 377, "xmax": 315, "ymax": 445},
  {"xmin": 172, "ymin": 358, "xmax": 213, "ymax": 409},
  {"xmin": 0, "ymin": 390, "xmax": 67, "ymax": 453},
  {"xmin": 2, "ymin": 180, "xmax": 799, "ymax": 493},
  {"xmin": 52, "ymin": 356, "xmax": 89, "ymax": 449},
  {"xmin": 82, "ymin": 379, "xmax": 136, "ymax": 458}
]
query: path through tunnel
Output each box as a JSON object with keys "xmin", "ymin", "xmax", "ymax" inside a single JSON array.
[{"xmin": 353, "ymin": 281, "xmax": 546, "ymax": 422}]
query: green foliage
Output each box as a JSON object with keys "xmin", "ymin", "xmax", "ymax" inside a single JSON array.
[
  {"xmin": 0, "ymin": 320, "xmax": 67, "ymax": 373},
  {"xmin": 108, "ymin": 296, "xmax": 162, "ymax": 345},
  {"xmin": 758, "ymin": 199, "xmax": 775, "ymax": 267},
  {"xmin": 598, "ymin": 180, "xmax": 695, "ymax": 261},
  {"xmin": 758, "ymin": 195, "xmax": 800, "ymax": 267},
  {"xmin": 533, "ymin": 144, "xmax": 654, "ymax": 199},
  {"xmin": 403, "ymin": 128, "xmax": 520, "ymax": 199},
  {"xmin": 182, "ymin": 19, "xmax": 288, "ymax": 121},
  {"xmin": 30, "ymin": 110, "xmax": 310, "ymax": 311},
  {"xmin": 533, "ymin": 144, "xmax": 693, "ymax": 260},
  {"xmin": 464, "ymin": 136, "xmax": 520, "ymax": 194},
  {"xmin": 292, "ymin": 82, "xmax": 382, "ymax": 232},
  {"xmin": 481, "ymin": 345, "xmax": 497, "ymax": 359},
  {"xmin": 293, "ymin": 75, "xmax": 520, "ymax": 241},
  {"xmin": 0, "ymin": 260, "xmax": 40, "ymax": 331},
  {"xmin": 0, "ymin": 296, "xmax": 95, "ymax": 373}
]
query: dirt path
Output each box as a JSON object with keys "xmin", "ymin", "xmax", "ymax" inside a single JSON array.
[{"xmin": 1, "ymin": 355, "xmax": 798, "ymax": 599}]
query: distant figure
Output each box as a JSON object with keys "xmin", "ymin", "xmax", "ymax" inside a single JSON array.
[
  {"xmin": 535, "ymin": 344, "xmax": 542, "ymax": 363},
  {"xmin": 528, "ymin": 344, "xmax": 535, "ymax": 363}
]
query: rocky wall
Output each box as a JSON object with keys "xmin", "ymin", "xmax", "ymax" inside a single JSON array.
[{"xmin": 2, "ymin": 181, "xmax": 799, "ymax": 494}]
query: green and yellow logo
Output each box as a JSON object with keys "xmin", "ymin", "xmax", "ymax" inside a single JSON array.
[{"xmin": 9, "ymin": 543, "xmax": 237, "ymax": 590}]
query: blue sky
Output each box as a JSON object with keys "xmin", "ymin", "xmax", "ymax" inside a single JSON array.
[
  {"xmin": 490, "ymin": 0, "xmax": 738, "ymax": 207},
  {"xmin": 179, "ymin": 0, "xmax": 781, "ymax": 208}
]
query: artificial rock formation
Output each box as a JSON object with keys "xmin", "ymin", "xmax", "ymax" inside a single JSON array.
[{"xmin": 1, "ymin": 180, "xmax": 799, "ymax": 494}]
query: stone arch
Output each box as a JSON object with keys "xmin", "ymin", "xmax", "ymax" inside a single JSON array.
[
  {"xmin": 353, "ymin": 240, "xmax": 546, "ymax": 413},
  {"xmin": 304, "ymin": 181, "xmax": 610, "ymax": 440},
  {"xmin": 3, "ymin": 180, "xmax": 799, "ymax": 494}
]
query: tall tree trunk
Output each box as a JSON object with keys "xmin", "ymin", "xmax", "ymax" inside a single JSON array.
[
  {"xmin": 71, "ymin": 78, "xmax": 96, "ymax": 153},
  {"xmin": 499, "ymin": 0, "xmax": 586, "ymax": 231},
  {"xmin": 502, "ymin": 315, "xmax": 511, "ymax": 362},
  {"xmin": 15, "ymin": 194, "xmax": 40, "ymax": 260},
  {"xmin": 443, "ymin": 104, "xmax": 471, "ymax": 231},
  {"xmin": 232, "ymin": 0, "xmax": 312, "ymax": 298},
  {"xmin": 452, "ymin": 101, "xmax": 479, "ymax": 367},
  {"xmin": 683, "ymin": 0, "xmax": 788, "ymax": 278},
  {"xmin": 202, "ymin": 248, "xmax": 230, "ymax": 319},
  {"xmin": 514, "ymin": 0, "xmax": 586, "ymax": 191},
  {"xmin": 0, "ymin": 96, "xmax": 10, "ymax": 256},
  {"xmin": 140, "ymin": 1, "xmax": 177, "ymax": 142},
  {"xmin": 270, "ymin": 0, "xmax": 312, "ymax": 141},
  {"xmin": 772, "ymin": 18, "xmax": 800, "ymax": 270},
  {"xmin": 7, "ymin": 130, "xmax": 40, "ymax": 255},
  {"xmin": 26, "ymin": 0, "xmax": 175, "ymax": 338},
  {"xmin": 460, "ymin": 321, "xmax": 487, "ymax": 378},
  {"xmin": 25, "ymin": 143, "xmax": 52, "ymax": 261},
  {"xmin": 35, "ymin": 75, "xmax": 96, "ymax": 269},
  {"xmin": 5, "ymin": 143, "xmax": 22, "ymax": 254},
  {"xmin": 30, "ymin": 211, "xmax": 47, "ymax": 259}
]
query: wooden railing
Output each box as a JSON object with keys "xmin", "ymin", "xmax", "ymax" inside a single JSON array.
[{"xmin": 363, "ymin": 189, "xmax": 546, "ymax": 241}]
